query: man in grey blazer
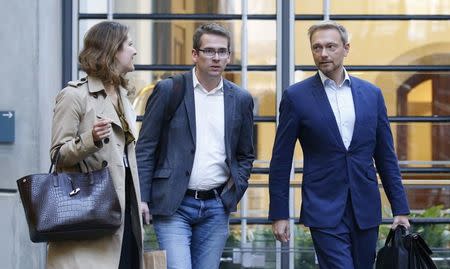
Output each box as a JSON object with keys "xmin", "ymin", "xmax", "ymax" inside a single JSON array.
[{"xmin": 136, "ymin": 23, "xmax": 255, "ymax": 269}]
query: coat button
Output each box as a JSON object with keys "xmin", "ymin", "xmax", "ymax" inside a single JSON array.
[
  {"xmin": 185, "ymin": 171, "xmax": 190, "ymax": 177},
  {"xmin": 104, "ymin": 137, "xmax": 110, "ymax": 144},
  {"xmin": 190, "ymin": 149, "xmax": 195, "ymax": 154},
  {"xmin": 80, "ymin": 77, "xmax": 87, "ymax": 81},
  {"xmin": 102, "ymin": 161, "xmax": 108, "ymax": 167}
]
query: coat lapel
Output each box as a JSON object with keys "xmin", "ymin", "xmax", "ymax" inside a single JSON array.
[
  {"xmin": 311, "ymin": 73, "xmax": 346, "ymax": 150},
  {"xmin": 223, "ymin": 80, "xmax": 235, "ymax": 160},
  {"xmin": 183, "ymin": 71, "xmax": 196, "ymax": 145},
  {"xmin": 87, "ymin": 77, "xmax": 122, "ymax": 129},
  {"xmin": 119, "ymin": 86, "xmax": 137, "ymax": 139}
]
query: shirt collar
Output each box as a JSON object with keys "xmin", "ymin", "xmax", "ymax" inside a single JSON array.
[
  {"xmin": 318, "ymin": 68, "xmax": 351, "ymax": 87},
  {"xmin": 192, "ymin": 67, "xmax": 224, "ymax": 95}
]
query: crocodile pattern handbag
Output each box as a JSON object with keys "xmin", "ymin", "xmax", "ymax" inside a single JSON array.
[{"xmin": 16, "ymin": 150, "xmax": 121, "ymax": 243}]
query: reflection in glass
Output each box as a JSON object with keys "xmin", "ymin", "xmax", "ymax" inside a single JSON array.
[
  {"xmin": 248, "ymin": 0, "xmax": 276, "ymax": 14},
  {"xmin": 295, "ymin": 0, "xmax": 323, "ymax": 14},
  {"xmin": 247, "ymin": 21, "xmax": 276, "ymax": 65},
  {"xmin": 392, "ymin": 122, "xmax": 450, "ymax": 162},
  {"xmin": 113, "ymin": 0, "xmax": 241, "ymax": 14},
  {"xmin": 295, "ymin": 71, "xmax": 450, "ymax": 117},
  {"xmin": 79, "ymin": 0, "xmax": 107, "ymax": 13},
  {"xmin": 330, "ymin": 0, "xmax": 450, "ymax": 15},
  {"xmin": 130, "ymin": 71, "xmax": 276, "ymax": 117},
  {"xmin": 113, "ymin": 0, "xmax": 276, "ymax": 14},
  {"xmin": 101, "ymin": 20, "xmax": 243, "ymax": 65},
  {"xmin": 295, "ymin": 20, "xmax": 450, "ymax": 65}
]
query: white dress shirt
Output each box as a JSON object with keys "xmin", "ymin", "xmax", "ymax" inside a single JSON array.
[
  {"xmin": 318, "ymin": 69, "xmax": 355, "ymax": 150},
  {"xmin": 188, "ymin": 68, "xmax": 230, "ymax": 190}
]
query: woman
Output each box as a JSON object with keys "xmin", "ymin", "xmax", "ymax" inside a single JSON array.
[{"xmin": 48, "ymin": 21, "xmax": 143, "ymax": 269}]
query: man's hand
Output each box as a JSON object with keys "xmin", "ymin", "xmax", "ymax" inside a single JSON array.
[
  {"xmin": 392, "ymin": 215, "xmax": 410, "ymax": 230},
  {"xmin": 272, "ymin": 219, "xmax": 290, "ymax": 243},
  {"xmin": 141, "ymin": 201, "xmax": 151, "ymax": 225}
]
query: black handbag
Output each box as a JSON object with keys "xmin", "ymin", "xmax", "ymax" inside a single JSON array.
[
  {"xmin": 16, "ymin": 150, "xmax": 122, "ymax": 243},
  {"xmin": 376, "ymin": 226, "xmax": 437, "ymax": 269}
]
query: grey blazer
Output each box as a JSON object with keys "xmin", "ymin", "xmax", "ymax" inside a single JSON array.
[{"xmin": 136, "ymin": 71, "xmax": 255, "ymax": 215}]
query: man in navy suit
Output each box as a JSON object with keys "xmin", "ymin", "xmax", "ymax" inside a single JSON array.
[
  {"xmin": 136, "ymin": 23, "xmax": 254, "ymax": 269},
  {"xmin": 269, "ymin": 21, "xmax": 410, "ymax": 268}
]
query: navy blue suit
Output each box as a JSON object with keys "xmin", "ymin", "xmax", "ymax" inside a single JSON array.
[{"xmin": 269, "ymin": 73, "xmax": 410, "ymax": 267}]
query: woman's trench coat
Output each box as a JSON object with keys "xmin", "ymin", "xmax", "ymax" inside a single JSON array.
[{"xmin": 47, "ymin": 76, "xmax": 143, "ymax": 269}]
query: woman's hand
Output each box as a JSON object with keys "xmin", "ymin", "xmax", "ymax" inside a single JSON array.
[{"xmin": 92, "ymin": 119, "xmax": 112, "ymax": 142}]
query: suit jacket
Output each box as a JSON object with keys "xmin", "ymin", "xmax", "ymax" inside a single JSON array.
[
  {"xmin": 269, "ymin": 73, "xmax": 410, "ymax": 229},
  {"xmin": 48, "ymin": 76, "xmax": 143, "ymax": 269},
  {"xmin": 136, "ymin": 71, "xmax": 255, "ymax": 215}
]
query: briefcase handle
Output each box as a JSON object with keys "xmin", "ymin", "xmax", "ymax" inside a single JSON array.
[{"xmin": 384, "ymin": 225, "xmax": 409, "ymax": 247}]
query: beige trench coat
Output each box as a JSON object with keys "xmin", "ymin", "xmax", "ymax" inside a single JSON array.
[{"xmin": 47, "ymin": 76, "xmax": 143, "ymax": 269}]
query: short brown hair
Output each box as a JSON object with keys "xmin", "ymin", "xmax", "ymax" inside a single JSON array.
[
  {"xmin": 308, "ymin": 20, "xmax": 349, "ymax": 45},
  {"xmin": 193, "ymin": 23, "xmax": 231, "ymax": 51},
  {"xmin": 79, "ymin": 21, "xmax": 129, "ymax": 88}
]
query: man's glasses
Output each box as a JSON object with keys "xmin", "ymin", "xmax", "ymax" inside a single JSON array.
[{"xmin": 197, "ymin": 48, "xmax": 230, "ymax": 58}]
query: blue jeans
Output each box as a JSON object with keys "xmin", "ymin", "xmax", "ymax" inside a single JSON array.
[{"xmin": 153, "ymin": 195, "xmax": 230, "ymax": 269}]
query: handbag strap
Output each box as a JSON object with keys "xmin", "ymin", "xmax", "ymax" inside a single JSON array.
[{"xmin": 49, "ymin": 146, "xmax": 90, "ymax": 174}]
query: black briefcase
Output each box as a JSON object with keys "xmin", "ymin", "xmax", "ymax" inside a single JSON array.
[{"xmin": 376, "ymin": 226, "xmax": 437, "ymax": 269}]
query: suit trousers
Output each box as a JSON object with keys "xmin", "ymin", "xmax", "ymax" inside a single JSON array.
[{"xmin": 310, "ymin": 194, "xmax": 379, "ymax": 269}]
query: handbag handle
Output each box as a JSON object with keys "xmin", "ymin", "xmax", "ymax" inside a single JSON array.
[{"xmin": 49, "ymin": 146, "xmax": 90, "ymax": 174}]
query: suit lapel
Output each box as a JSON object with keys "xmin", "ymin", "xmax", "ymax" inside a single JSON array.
[
  {"xmin": 311, "ymin": 73, "xmax": 346, "ymax": 150},
  {"xmin": 183, "ymin": 72, "xmax": 196, "ymax": 145},
  {"xmin": 223, "ymin": 80, "xmax": 235, "ymax": 160},
  {"xmin": 348, "ymin": 77, "xmax": 362, "ymax": 151}
]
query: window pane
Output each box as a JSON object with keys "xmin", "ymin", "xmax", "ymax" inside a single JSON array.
[
  {"xmin": 225, "ymin": 224, "xmax": 277, "ymax": 267},
  {"xmin": 248, "ymin": 0, "xmax": 276, "ymax": 14},
  {"xmin": 113, "ymin": 0, "xmax": 241, "ymax": 14},
  {"xmin": 129, "ymin": 70, "xmax": 242, "ymax": 111},
  {"xmin": 108, "ymin": 20, "xmax": 242, "ymax": 65},
  {"xmin": 254, "ymin": 122, "xmax": 276, "ymax": 163},
  {"xmin": 391, "ymin": 122, "xmax": 450, "ymax": 162},
  {"xmin": 295, "ymin": 20, "xmax": 450, "ymax": 65},
  {"xmin": 112, "ymin": 0, "xmax": 276, "ymax": 14},
  {"xmin": 130, "ymin": 71, "xmax": 275, "ymax": 116},
  {"xmin": 79, "ymin": 0, "xmax": 107, "ymax": 13},
  {"xmin": 238, "ymin": 71, "xmax": 276, "ymax": 116},
  {"xmin": 331, "ymin": 0, "xmax": 450, "ymax": 15},
  {"xmin": 247, "ymin": 20, "xmax": 276, "ymax": 65},
  {"xmin": 294, "ymin": 71, "xmax": 450, "ymax": 117},
  {"xmin": 405, "ymin": 185, "xmax": 450, "ymax": 212},
  {"xmin": 295, "ymin": 0, "xmax": 323, "ymax": 14}
]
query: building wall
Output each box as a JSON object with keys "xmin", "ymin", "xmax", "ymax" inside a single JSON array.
[{"xmin": 0, "ymin": 0, "xmax": 61, "ymax": 268}]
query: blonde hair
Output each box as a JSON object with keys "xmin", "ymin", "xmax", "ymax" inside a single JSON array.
[{"xmin": 308, "ymin": 20, "xmax": 349, "ymax": 45}]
